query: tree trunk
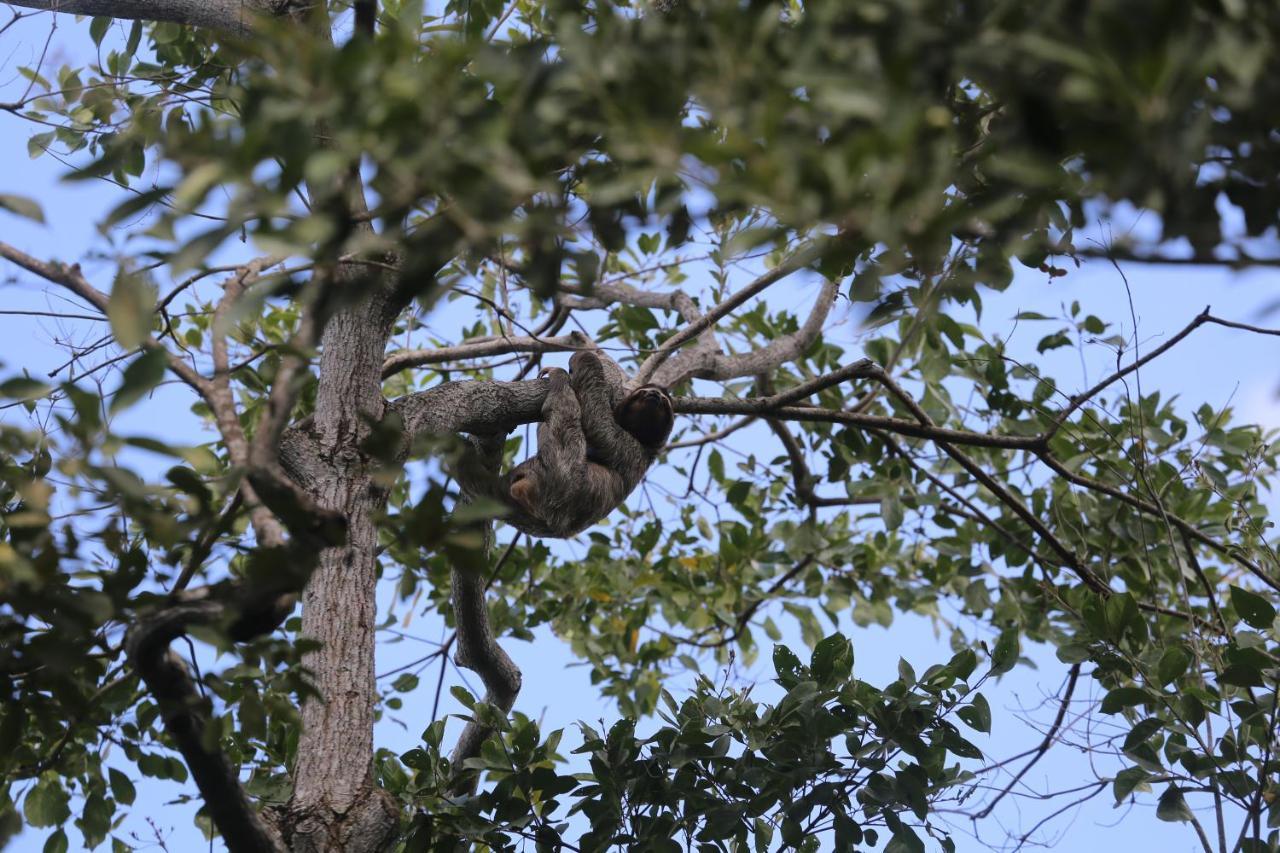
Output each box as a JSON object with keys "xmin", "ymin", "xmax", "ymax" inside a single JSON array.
[{"xmin": 280, "ymin": 289, "xmax": 399, "ymax": 852}]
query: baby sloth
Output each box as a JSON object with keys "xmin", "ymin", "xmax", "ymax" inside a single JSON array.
[{"xmin": 463, "ymin": 349, "xmax": 673, "ymax": 538}]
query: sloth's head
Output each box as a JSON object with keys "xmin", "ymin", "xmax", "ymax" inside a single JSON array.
[{"xmin": 615, "ymin": 385, "xmax": 674, "ymax": 451}]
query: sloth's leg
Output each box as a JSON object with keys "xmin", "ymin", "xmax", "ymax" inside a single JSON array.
[
  {"xmin": 510, "ymin": 367, "xmax": 588, "ymax": 513},
  {"xmin": 568, "ymin": 350, "xmax": 648, "ymax": 486}
]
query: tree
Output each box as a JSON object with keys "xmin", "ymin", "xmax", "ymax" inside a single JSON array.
[{"xmin": 1, "ymin": 0, "xmax": 1279, "ymax": 851}]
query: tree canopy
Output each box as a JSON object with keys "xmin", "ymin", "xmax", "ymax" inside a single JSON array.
[{"xmin": 1, "ymin": 1, "xmax": 1279, "ymax": 851}]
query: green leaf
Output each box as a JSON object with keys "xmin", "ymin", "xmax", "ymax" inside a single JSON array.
[
  {"xmin": 42, "ymin": 829, "xmax": 68, "ymax": 853},
  {"xmin": 942, "ymin": 728, "xmax": 983, "ymax": 760},
  {"xmin": 1230, "ymin": 585, "xmax": 1276, "ymax": 630},
  {"xmin": 810, "ymin": 634, "xmax": 853, "ymax": 685},
  {"xmin": 107, "ymin": 267, "xmax": 155, "ymax": 349},
  {"xmin": 707, "ymin": 449, "xmax": 724, "ymax": 481},
  {"xmin": 1221, "ymin": 663, "xmax": 1264, "ymax": 688},
  {"xmin": 0, "ymin": 376, "xmax": 51, "ymax": 401},
  {"xmin": 89, "ymin": 16, "xmax": 111, "ymax": 45},
  {"xmin": 1113, "ymin": 766, "xmax": 1150, "ymax": 802},
  {"xmin": 1156, "ymin": 786, "xmax": 1194, "ymax": 822},
  {"xmin": 990, "ymin": 628, "xmax": 1020, "ymax": 675},
  {"xmin": 392, "ymin": 673, "xmax": 420, "ymax": 693},
  {"xmin": 125, "ymin": 20, "xmax": 142, "ymax": 55},
  {"xmin": 773, "ymin": 645, "xmax": 806, "ymax": 689},
  {"xmin": 23, "ymin": 778, "xmax": 71, "ymax": 828},
  {"xmin": 109, "ymin": 349, "xmax": 168, "ymax": 413},
  {"xmin": 1179, "ymin": 693, "xmax": 1206, "ymax": 727},
  {"xmin": 880, "ymin": 494, "xmax": 904, "ymax": 530},
  {"xmin": 1122, "ymin": 718, "xmax": 1164, "ymax": 751},
  {"xmin": 1156, "ymin": 645, "xmax": 1192, "ymax": 685},
  {"xmin": 108, "ymin": 768, "xmax": 136, "ymax": 806},
  {"xmin": 1100, "ymin": 686, "xmax": 1149, "ymax": 714},
  {"xmin": 0, "ymin": 193, "xmax": 45, "ymax": 223},
  {"xmin": 449, "ymin": 686, "xmax": 476, "ymax": 709},
  {"xmin": 27, "ymin": 131, "xmax": 55, "ymax": 159},
  {"xmin": 957, "ymin": 693, "xmax": 992, "ymax": 733}
]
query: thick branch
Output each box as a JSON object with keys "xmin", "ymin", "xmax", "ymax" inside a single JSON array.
[
  {"xmin": 561, "ymin": 280, "xmax": 722, "ymax": 385},
  {"xmin": 447, "ymin": 435, "xmax": 521, "ymax": 794},
  {"xmin": 649, "ymin": 279, "xmax": 840, "ymax": 390},
  {"xmin": 2, "ymin": 0, "xmax": 273, "ymax": 33},
  {"xmin": 209, "ymin": 259, "xmax": 289, "ymax": 551},
  {"xmin": 125, "ymin": 589, "xmax": 288, "ymax": 853},
  {"xmin": 387, "ymin": 377, "xmax": 549, "ymax": 446}
]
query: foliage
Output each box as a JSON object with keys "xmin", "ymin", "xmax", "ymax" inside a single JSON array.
[{"xmin": 0, "ymin": 0, "xmax": 1278, "ymax": 851}]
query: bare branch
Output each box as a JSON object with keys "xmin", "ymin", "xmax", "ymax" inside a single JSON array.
[
  {"xmin": 381, "ymin": 333, "xmax": 585, "ymax": 379},
  {"xmin": 676, "ymin": 396, "xmax": 1045, "ymax": 451},
  {"xmin": 1071, "ymin": 246, "xmax": 1280, "ymax": 269},
  {"xmin": 1049, "ymin": 307, "xmax": 1280, "ymax": 437},
  {"xmin": 0, "ymin": 240, "xmax": 211, "ymax": 395},
  {"xmin": 632, "ymin": 240, "xmax": 830, "ymax": 386},
  {"xmin": 666, "ymin": 414, "xmax": 756, "ymax": 450},
  {"xmin": 649, "ymin": 279, "xmax": 841, "ymax": 390},
  {"xmin": 561, "ymin": 279, "xmax": 723, "ymax": 381},
  {"xmin": 205, "ymin": 259, "xmax": 293, "ymax": 551},
  {"xmin": 975, "ymin": 663, "xmax": 1081, "ymax": 819}
]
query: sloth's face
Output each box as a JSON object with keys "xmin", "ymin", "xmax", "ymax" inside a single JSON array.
[{"xmin": 616, "ymin": 385, "xmax": 674, "ymax": 450}]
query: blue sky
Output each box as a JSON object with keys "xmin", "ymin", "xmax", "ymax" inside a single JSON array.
[{"xmin": 3, "ymin": 9, "xmax": 1280, "ymax": 853}]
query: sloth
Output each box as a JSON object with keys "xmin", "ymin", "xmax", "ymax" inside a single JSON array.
[{"xmin": 456, "ymin": 349, "xmax": 673, "ymax": 538}]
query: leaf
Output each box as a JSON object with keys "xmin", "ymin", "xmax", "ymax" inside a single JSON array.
[
  {"xmin": 42, "ymin": 829, "xmax": 68, "ymax": 853},
  {"xmin": 810, "ymin": 634, "xmax": 853, "ymax": 685},
  {"xmin": 108, "ymin": 768, "xmax": 136, "ymax": 806},
  {"xmin": 125, "ymin": 20, "xmax": 142, "ymax": 55},
  {"xmin": 707, "ymin": 449, "xmax": 724, "ymax": 480},
  {"xmin": 1122, "ymin": 717, "xmax": 1164, "ymax": 751},
  {"xmin": 880, "ymin": 494, "xmax": 904, "ymax": 530},
  {"xmin": 1179, "ymin": 693, "xmax": 1206, "ymax": 727},
  {"xmin": 0, "ymin": 193, "xmax": 45, "ymax": 223},
  {"xmin": 0, "ymin": 376, "xmax": 51, "ymax": 401},
  {"xmin": 90, "ymin": 16, "xmax": 111, "ymax": 45},
  {"xmin": 27, "ymin": 131, "xmax": 55, "ymax": 159},
  {"xmin": 957, "ymin": 693, "xmax": 992, "ymax": 733},
  {"xmin": 772, "ymin": 645, "xmax": 806, "ymax": 688},
  {"xmin": 942, "ymin": 728, "xmax": 984, "ymax": 760},
  {"xmin": 1221, "ymin": 663, "xmax": 1264, "ymax": 688},
  {"xmin": 1156, "ymin": 786, "xmax": 1194, "ymax": 822},
  {"xmin": 449, "ymin": 686, "xmax": 476, "ymax": 709},
  {"xmin": 392, "ymin": 673, "xmax": 420, "ymax": 693},
  {"xmin": 1113, "ymin": 766, "xmax": 1150, "ymax": 802},
  {"xmin": 109, "ymin": 349, "xmax": 168, "ymax": 413},
  {"xmin": 107, "ymin": 267, "xmax": 155, "ymax": 349},
  {"xmin": 990, "ymin": 628, "xmax": 1020, "ymax": 675},
  {"xmin": 23, "ymin": 778, "xmax": 71, "ymax": 827},
  {"xmin": 1156, "ymin": 645, "xmax": 1192, "ymax": 685},
  {"xmin": 1100, "ymin": 686, "xmax": 1149, "ymax": 714},
  {"xmin": 1230, "ymin": 585, "xmax": 1276, "ymax": 630}
]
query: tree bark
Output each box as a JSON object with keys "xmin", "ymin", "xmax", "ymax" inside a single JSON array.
[
  {"xmin": 281, "ymin": 288, "xmax": 400, "ymax": 852},
  {"xmin": 2, "ymin": 0, "xmax": 273, "ymax": 33}
]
